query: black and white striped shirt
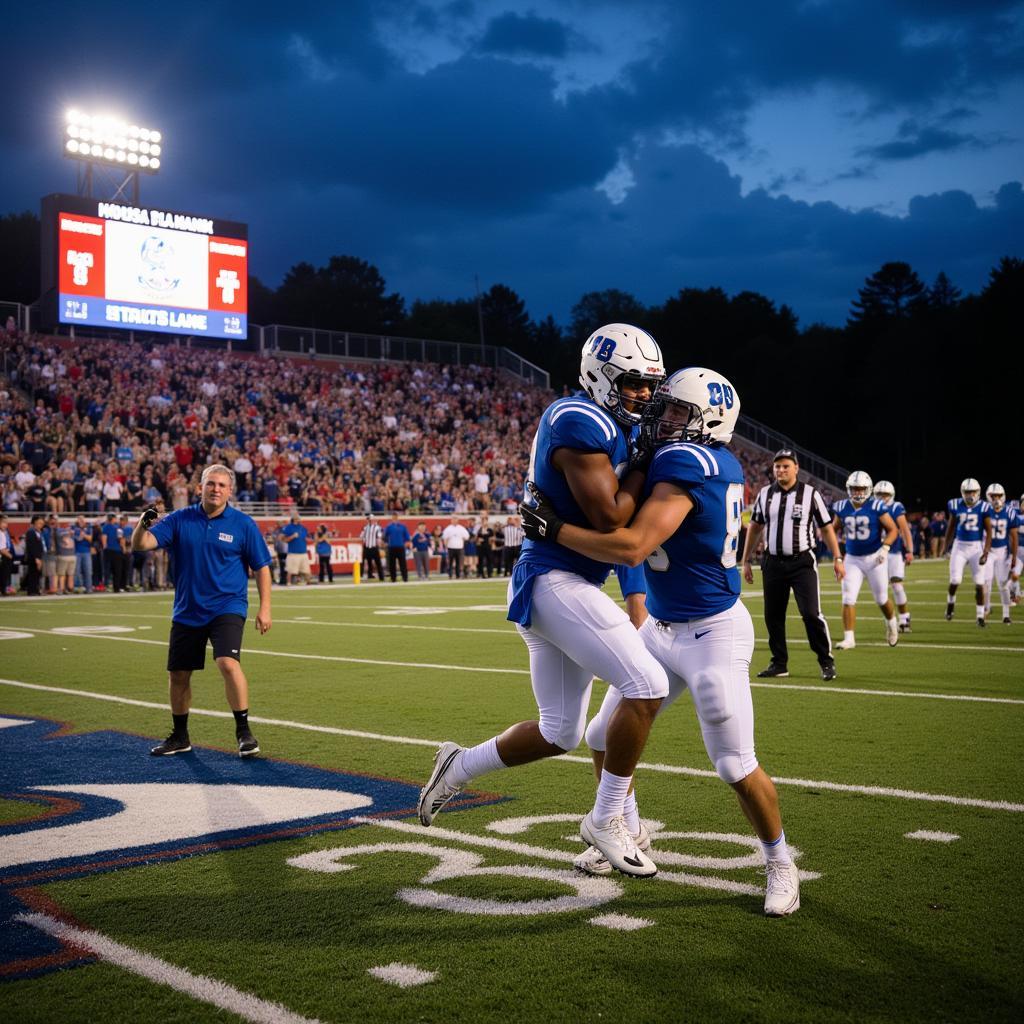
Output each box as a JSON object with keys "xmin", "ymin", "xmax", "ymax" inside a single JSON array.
[
  {"xmin": 360, "ymin": 522, "xmax": 382, "ymax": 548},
  {"xmin": 503, "ymin": 523, "xmax": 525, "ymax": 548},
  {"xmin": 751, "ymin": 482, "xmax": 832, "ymax": 556}
]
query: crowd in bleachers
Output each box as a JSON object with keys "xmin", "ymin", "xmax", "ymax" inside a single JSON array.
[{"xmin": 1, "ymin": 332, "xmax": 553, "ymax": 516}]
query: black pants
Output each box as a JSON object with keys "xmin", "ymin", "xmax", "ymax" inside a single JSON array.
[
  {"xmin": 24, "ymin": 561, "xmax": 41, "ymax": 595},
  {"xmin": 477, "ymin": 546, "xmax": 494, "ymax": 578},
  {"xmin": 363, "ymin": 546, "xmax": 383, "ymax": 580},
  {"xmin": 277, "ymin": 553, "xmax": 288, "ymax": 585},
  {"xmin": 504, "ymin": 546, "xmax": 521, "ymax": 575},
  {"xmin": 0, "ymin": 556, "xmax": 11, "ymax": 594},
  {"xmin": 387, "ymin": 547, "xmax": 408, "ymax": 582},
  {"xmin": 448, "ymin": 549, "xmax": 464, "ymax": 578},
  {"xmin": 318, "ymin": 557, "xmax": 334, "ymax": 582},
  {"xmin": 105, "ymin": 549, "xmax": 128, "ymax": 592},
  {"xmin": 762, "ymin": 552, "xmax": 833, "ymax": 667}
]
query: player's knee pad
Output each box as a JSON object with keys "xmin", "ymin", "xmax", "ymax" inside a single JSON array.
[
  {"xmin": 714, "ymin": 752, "xmax": 755, "ymax": 785},
  {"xmin": 584, "ymin": 712, "xmax": 609, "ymax": 752},
  {"xmin": 892, "ymin": 582, "xmax": 907, "ymax": 605},
  {"xmin": 691, "ymin": 670, "xmax": 732, "ymax": 726}
]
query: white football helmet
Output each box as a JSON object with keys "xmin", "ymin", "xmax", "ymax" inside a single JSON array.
[
  {"xmin": 985, "ymin": 483, "xmax": 1005, "ymax": 510},
  {"xmin": 579, "ymin": 323, "xmax": 665, "ymax": 426},
  {"xmin": 873, "ymin": 480, "xmax": 895, "ymax": 502},
  {"xmin": 846, "ymin": 471, "xmax": 873, "ymax": 504},
  {"xmin": 642, "ymin": 366, "xmax": 740, "ymax": 446},
  {"xmin": 960, "ymin": 478, "xmax": 981, "ymax": 505}
]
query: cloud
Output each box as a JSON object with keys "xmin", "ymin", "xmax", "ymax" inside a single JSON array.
[
  {"xmin": 859, "ymin": 117, "xmax": 1007, "ymax": 161},
  {"xmin": 476, "ymin": 12, "xmax": 574, "ymax": 58}
]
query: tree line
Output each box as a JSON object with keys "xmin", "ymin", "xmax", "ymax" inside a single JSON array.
[{"xmin": 0, "ymin": 210, "xmax": 1018, "ymax": 507}]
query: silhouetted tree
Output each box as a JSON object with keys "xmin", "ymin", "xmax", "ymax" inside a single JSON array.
[
  {"xmin": 402, "ymin": 298, "xmax": 480, "ymax": 345},
  {"xmin": 926, "ymin": 271, "xmax": 961, "ymax": 310},
  {"xmin": 569, "ymin": 289, "xmax": 648, "ymax": 343},
  {"xmin": 481, "ymin": 284, "xmax": 530, "ymax": 349},
  {"xmin": 848, "ymin": 261, "xmax": 926, "ymax": 325}
]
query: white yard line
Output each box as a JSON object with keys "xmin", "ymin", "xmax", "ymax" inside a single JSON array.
[
  {"xmin": 17, "ymin": 912, "xmax": 323, "ymax": 1024},
  {"xmin": 1, "ymin": 677, "xmax": 1021, "ymax": 813}
]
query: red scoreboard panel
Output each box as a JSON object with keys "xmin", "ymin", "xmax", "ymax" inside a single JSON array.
[{"xmin": 41, "ymin": 194, "xmax": 248, "ymax": 340}]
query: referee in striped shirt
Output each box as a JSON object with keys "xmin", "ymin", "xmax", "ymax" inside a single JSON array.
[
  {"xmin": 501, "ymin": 515, "xmax": 524, "ymax": 575},
  {"xmin": 741, "ymin": 448, "xmax": 845, "ymax": 681},
  {"xmin": 359, "ymin": 515, "xmax": 384, "ymax": 581}
]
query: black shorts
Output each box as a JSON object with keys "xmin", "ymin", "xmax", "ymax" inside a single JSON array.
[{"xmin": 167, "ymin": 614, "xmax": 246, "ymax": 672}]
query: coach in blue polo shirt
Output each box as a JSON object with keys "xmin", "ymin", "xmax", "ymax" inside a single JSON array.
[
  {"xmin": 383, "ymin": 512, "xmax": 412, "ymax": 583},
  {"xmin": 132, "ymin": 463, "xmax": 272, "ymax": 759}
]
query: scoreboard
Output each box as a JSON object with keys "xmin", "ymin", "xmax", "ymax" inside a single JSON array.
[{"xmin": 40, "ymin": 194, "xmax": 248, "ymax": 340}]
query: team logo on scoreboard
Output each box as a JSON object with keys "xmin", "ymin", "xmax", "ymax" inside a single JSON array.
[{"xmin": 137, "ymin": 235, "xmax": 181, "ymax": 295}]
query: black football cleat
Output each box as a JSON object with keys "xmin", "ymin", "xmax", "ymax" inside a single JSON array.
[
  {"xmin": 150, "ymin": 733, "xmax": 192, "ymax": 756},
  {"xmin": 820, "ymin": 663, "xmax": 837, "ymax": 681},
  {"xmin": 945, "ymin": 605, "xmax": 955, "ymax": 621},
  {"xmin": 977, "ymin": 617, "xmax": 986, "ymax": 628},
  {"xmin": 237, "ymin": 729, "xmax": 260, "ymax": 758},
  {"xmin": 756, "ymin": 663, "xmax": 790, "ymax": 678}
]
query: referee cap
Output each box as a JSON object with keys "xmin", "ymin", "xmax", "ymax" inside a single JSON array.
[{"xmin": 773, "ymin": 447, "xmax": 799, "ymax": 463}]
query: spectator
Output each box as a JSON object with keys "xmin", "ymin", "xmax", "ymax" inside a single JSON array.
[
  {"xmin": 23, "ymin": 515, "xmax": 44, "ymax": 595},
  {"xmin": 73, "ymin": 513, "xmax": 94, "ymax": 593},
  {"xmin": 0, "ymin": 513, "xmax": 13, "ymax": 595},
  {"xmin": 383, "ymin": 512, "xmax": 412, "ymax": 583},
  {"xmin": 281, "ymin": 511, "xmax": 311, "ymax": 585},
  {"xmin": 54, "ymin": 515, "xmax": 76, "ymax": 595},
  {"xmin": 441, "ymin": 516, "xmax": 469, "ymax": 579},
  {"xmin": 315, "ymin": 524, "xmax": 334, "ymax": 583},
  {"xmin": 411, "ymin": 522, "xmax": 432, "ymax": 580}
]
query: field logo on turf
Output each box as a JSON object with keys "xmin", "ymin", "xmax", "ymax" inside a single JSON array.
[{"xmin": 0, "ymin": 715, "xmax": 495, "ymax": 980}]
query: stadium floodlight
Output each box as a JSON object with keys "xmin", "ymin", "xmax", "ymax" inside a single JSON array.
[{"xmin": 63, "ymin": 108, "xmax": 163, "ymax": 177}]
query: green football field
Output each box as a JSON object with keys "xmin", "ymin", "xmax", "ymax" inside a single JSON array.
[{"xmin": 0, "ymin": 558, "xmax": 1021, "ymax": 1023}]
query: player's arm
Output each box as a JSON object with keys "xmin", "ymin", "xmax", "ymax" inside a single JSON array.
[
  {"xmin": 556, "ymin": 482, "xmax": 694, "ymax": 567},
  {"xmin": 740, "ymin": 520, "xmax": 764, "ymax": 584},
  {"xmin": 1010, "ymin": 521, "xmax": 1019, "ymax": 563},
  {"xmin": 820, "ymin": 522, "xmax": 846, "ymax": 580},
  {"xmin": 551, "ymin": 448, "xmax": 643, "ymax": 531},
  {"xmin": 897, "ymin": 514, "xmax": 914, "ymax": 563},
  {"xmin": 943, "ymin": 517, "xmax": 956, "ymax": 549},
  {"xmin": 879, "ymin": 512, "xmax": 898, "ymax": 549},
  {"xmin": 131, "ymin": 509, "xmax": 160, "ymax": 552}
]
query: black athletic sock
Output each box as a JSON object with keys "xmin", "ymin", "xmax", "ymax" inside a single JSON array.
[
  {"xmin": 233, "ymin": 708, "xmax": 250, "ymax": 735},
  {"xmin": 172, "ymin": 712, "xmax": 189, "ymax": 737}
]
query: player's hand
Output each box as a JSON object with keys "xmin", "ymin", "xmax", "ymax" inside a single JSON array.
[
  {"xmin": 833, "ymin": 559, "xmax": 846, "ymax": 581},
  {"xmin": 979, "ymin": 552, "xmax": 988, "ymax": 565},
  {"xmin": 905, "ymin": 552, "xmax": 914, "ymax": 565},
  {"xmin": 519, "ymin": 482, "xmax": 565, "ymax": 543},
  {"xmin": 742, "ymin": 562, "xmax": 754, "ymax": 585},
  {"xmin": 874, "ymin": 549, "xmax": 887, "ymax": 566},
  {"xmin": 627, "ymin": 432, "xmax": 654, "ymax": 475},
  {"xmin": 255, "ymin": 609, "xmax": 271, "ymax": 635},
  {"xmin": 139, "ymin": 507, "xmax": 159, "ymax": 530}
]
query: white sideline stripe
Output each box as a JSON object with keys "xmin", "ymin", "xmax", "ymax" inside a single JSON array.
[
  {"xmin": 348, "ymin": 817, "xmax": 766, "ymax": 895},
  {"xmin": 4, "ymin": 621, "xmax": 1023, "ymax": 699},
  {"xmin": 2, "ymin": 678, "xmax": 1020, "ymax": 813},
  {"xmin": 559, "ymin": 755, "xmax": 1024, "ymax": 813},
  {"xmin": 16, "ymin": 912, "xmax": 323, "ymax": 1024},
  {"xmin": 368, "ymin": 962, "xmax": 437, "ymax": 987},
  {"xmin": 905, "ymin": 830, "xmax": 960, "ymax": 842},
  {"xmin": 0, "ymin": 679, "xmax": 439, "ymax": 748}
]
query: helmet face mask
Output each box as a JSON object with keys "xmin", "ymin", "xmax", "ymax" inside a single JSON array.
[
  {"xmin": 960, "ymin": 477, "xmax": 981, "ymax": 506},
  {"xmin": 986, "ymin": 483, "xmax": 1005, "ymax": 510},
  {"xmin": 846, "ymin": 470, "xmax": 873, "ymax": 505},
  {"xmin": 641, "ymin": 367, "xmax": 740, "ymax": 448},
  {"xmin": 579, "ymin": 324, "xmax": 665, "ymax": 426}
]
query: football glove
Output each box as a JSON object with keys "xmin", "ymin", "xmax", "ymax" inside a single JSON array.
[
  {"xmin": 139, "ymin": 507, "xmax": 160, "ymax": 530},
  {"xmin": 627, "ymin": 432, "xmax": 654, "ymax": 475},
  {"xmin": 874, "ymin": 543, "xmax": 890, "ymax": 566},
  {"xmin": 519, "ymin": 481, "xmax": 565, "ymax": 543}
]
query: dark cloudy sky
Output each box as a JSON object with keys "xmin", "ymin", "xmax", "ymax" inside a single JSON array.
[{"xmin": 2, "ymin": 1, "xmax": 1022, "ymax": 327}]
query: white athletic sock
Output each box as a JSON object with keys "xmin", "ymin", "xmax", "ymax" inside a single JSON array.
[
  {"xmin": 886, "ymin": 616, "xmax": 898, "ymax": 631},
  {"xmin": 623, "ymin": 790, "xmax": 640, "ymax": 834},
  {"xmin": 593, "ymin": 769, "xmax": 632, "ymax": 827},
  {"xmin": 843, "ymin": 630, "xmax": 855, "ymax": 644},
  {"xmin": 893, "ymin": 583, "xmax": 907, "ymax": 606},
  {"xmin": 899, "ymin": 612, "xmax": 909, "ymax": 625},
  {"xmin": 948, "ymin": 592, "xmax": 957, "ymax": 605},
  {"xmin": 976, "ymin": 604, "xmax": 986, "ymax": 619},
  {"xmin": 451, "ymin": 736, "xmax": 505, "ymax": 786},
  {"xmin": 761, "ymin": 830, "xmax": 793, "ymax": 866}
]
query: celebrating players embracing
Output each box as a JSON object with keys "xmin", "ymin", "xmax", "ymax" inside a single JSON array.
[{"xmin": 418, "ymin": 324, "xmax": 669, "ymax": 878}]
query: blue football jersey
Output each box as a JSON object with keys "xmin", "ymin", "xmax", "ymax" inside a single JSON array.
[
  {"xmin": 989, "ymin": 507, "xmax": 1018, "ymax": 549},
  {"xmin": 833, "ymin": 497, "xmax": 891, "ymax": 556},
  {"xmin": 508, "ymin": 394, "xmax": 628, "ymax": 626},
  {"xmin": 947, "ymin": 498, "xmax": 992, "ymax": 542},
  {"xmin": 641, "ymin": 441, "xmax": 744, "ymax": 622},
  {"xmin": 888, "ymin": 499, "xmax": 906, "ymax": 554}
]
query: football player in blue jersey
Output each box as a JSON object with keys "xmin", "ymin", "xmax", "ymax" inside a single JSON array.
[
  {"xmin": 1013, "ymin": 493, "xmax": 1024, "ymax": 605},
  {"xmin": 943, "ymin": 478, "xmax": 994, "ymax": 626},
  {"xmin": 831, "ymin": 472, "xmax": 900, "ymax": 650},
  {"xmin": 872, "ymin": 481, "xmax": 915, "ymax": 632},
  {"xmin": 519, "ymin": 367, "xmax": 801, "ymax": 917},
  {"xmin": 418, "ymin": 324, "xmax": 669, "ymax": 878},
  {"xmin": 982, "ymin": 484, "xmax": 1019, "ymax": 624}
]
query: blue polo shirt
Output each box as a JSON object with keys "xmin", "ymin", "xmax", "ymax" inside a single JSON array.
[
  {"xmin": 282, "ymin": 522, "xmax": 308, "ymax": 554},
  {"xmin": 383, "ymin": 522, "xmax": 411, "ymax": 548},
  {"xmin": 101, "ymin": 521, "xmax": 123, "ymax": 553},
  {"xmin": 149, "ymin": 503, "xmax": 272, "ymax": 627}
]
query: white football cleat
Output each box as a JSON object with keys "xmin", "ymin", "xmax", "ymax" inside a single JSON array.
[
  {"xmin": 417, "ymin": 741, "xmax": 464, "ymax": 826},
  {"xmin": 580, "ymin": 812, "xmax": 657, "ymax": 878},
  {"xmin": 574, "ymin": 822, "xmax": 651, "ymax": 876},
  {"xmin": 764, "ymin": 861, "xmax": 801, "ymax": 916},
  {"xmin": 835, "ymin": 638, "xmax": 856, "ymax": 650},
  {"xmin": 886, "ymin": 620, "xmax": 899, "ymax": 647}
]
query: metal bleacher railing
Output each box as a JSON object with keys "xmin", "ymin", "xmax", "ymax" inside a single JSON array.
[{"xmin": 734, "ymin": 413, "xmax": 850, "ymax": 491}]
